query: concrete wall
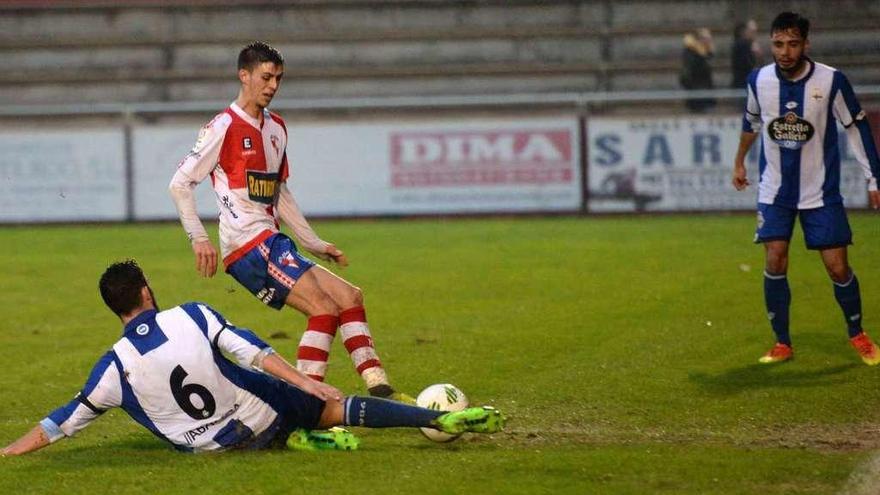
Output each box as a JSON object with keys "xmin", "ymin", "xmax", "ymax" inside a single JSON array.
[{"xmin": 0, "ymin": 1, "xmax": 877, "ymax": 104}]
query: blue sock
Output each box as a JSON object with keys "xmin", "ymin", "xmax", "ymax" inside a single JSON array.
[
  {"xmin": 343, "ymin": 397, "xmax": 443, "ymax": 428},
  {"xmin": 833, "ymin": 271, "xmax": 863, "ymax": 338},
  {"xmin": 764, "ymin": 271, "xmax": 791, "ymax": 346}
]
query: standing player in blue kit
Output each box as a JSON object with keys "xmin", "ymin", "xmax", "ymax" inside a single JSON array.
[{"xmin": 732, "ymin": 12, "xmax": 880, "ymax": 364}]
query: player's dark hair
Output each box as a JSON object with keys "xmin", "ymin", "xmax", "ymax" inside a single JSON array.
[
  {"xmin": 733, "ymin": 22, "xmax": 746, "ymax": 38},
  {"xmin": 771, "ymin": 12, "xmax": 809, "ymax": 39},
  {"xmin": 99, "ymin": 259, "xmax": 149, "ymax": 317},
  {"xmin": 237, "ymin": 41, "xmax": 284, "ymax": 71}
]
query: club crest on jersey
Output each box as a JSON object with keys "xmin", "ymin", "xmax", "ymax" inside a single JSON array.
[
  {"xmin": 246, "ymin": 170, "xmax": 280, "ymax": 205},
  {"xmin": 278, "ymin": 251, "xmax": 299, "ymax": 268},
  {"xmin": 270, "ymin": 135, "xmax": 281, "ymax": 156},
  {"xmin": 768, "ymin": 111, "xmax": 814, "ymax": 150}
]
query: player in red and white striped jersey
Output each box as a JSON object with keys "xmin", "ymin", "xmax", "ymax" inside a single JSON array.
[{"xmin": 169, "ymin": 42, "xmax": 411, "ymax": 402}]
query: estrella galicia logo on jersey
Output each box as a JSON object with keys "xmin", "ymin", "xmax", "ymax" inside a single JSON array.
[
  {"xmin": 246, "ymin": 170, "xmax": 280, "ymax": 205},
  {"xmin": 768, "ymin": 111, "xmax": 814, "ymax": 150},
  {"xmin": 243, "ymin": 137, "xmax": 253, "ymax": 150},
  {"xmin": 135, "ymin": 324, "xmax": 149, "ymax": 336}
]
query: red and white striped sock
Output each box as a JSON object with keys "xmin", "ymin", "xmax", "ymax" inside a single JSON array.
[
  {"xmin": 296, "ymin": 314, "xmax": 338, "ymax": 382},
  {"xmin": 339, "ymin": 306, "xmax": 389, "ymax": 389}
]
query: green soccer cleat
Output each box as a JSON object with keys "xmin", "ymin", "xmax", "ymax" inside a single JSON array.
[
  {"xmin": 432, "ymin": 406, "xmax": 506, "ymax": 435},
  {"xmin": 287, "ymin": 427, "xmax": 360, "ymax": 451}
]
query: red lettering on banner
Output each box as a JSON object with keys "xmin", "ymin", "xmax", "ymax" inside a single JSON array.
[{"xmin": 389, "ymin": 129, "xmax": 573, "ymax": 187}]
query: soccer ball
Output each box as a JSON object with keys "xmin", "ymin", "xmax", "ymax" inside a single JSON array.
[{"xmin": 416, "ymin": 383, "xmax": 469, "ymax": 442}]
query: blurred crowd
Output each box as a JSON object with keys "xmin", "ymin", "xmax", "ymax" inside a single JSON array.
[{"xmin": 680, "ymin": 19, "xmax": 762, "ymax": 112}]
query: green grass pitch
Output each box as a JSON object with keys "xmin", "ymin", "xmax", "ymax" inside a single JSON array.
[{"xmin": 1, "ymin": 214, "xmax": 879, "ymax": 494}]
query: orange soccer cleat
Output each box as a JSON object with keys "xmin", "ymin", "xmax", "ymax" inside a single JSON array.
[
  {"xmin": 758, "ymin": 343, "xmax": 793, "ymax": 364},
  {"xmin": 850, "ymin": 332, "xmax": 880, "ymax": 366}
]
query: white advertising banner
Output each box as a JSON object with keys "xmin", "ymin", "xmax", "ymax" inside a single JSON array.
[
  {"xmin": 587, "ymin": 116, "xmax": 871, "ymax": 212},
  {"xmin": 132, "ymin": 125, "xmax": 218, "ymax": 220},
  {"xmin": 130, "ymin": 116, "xmax": 582, "ymax": 219},
  {"xmin": 286, "ymin": 117, "xmax": 582, "ymax": 215},
  {"xmin": 0, "ymin": 129, "xmax": 126, "ymax": 222}
]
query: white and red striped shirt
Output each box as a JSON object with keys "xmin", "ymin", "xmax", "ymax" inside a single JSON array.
[{"xmin": 170, "ymin": 103, "xmax": 328, "ymax": 268}]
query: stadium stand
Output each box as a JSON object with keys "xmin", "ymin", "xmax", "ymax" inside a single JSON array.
[{"xmin": 0, "ymin": 0, "xmax": 878, "ymax": 105}]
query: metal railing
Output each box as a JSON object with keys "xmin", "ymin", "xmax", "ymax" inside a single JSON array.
[{"xmin": 2, "ymin": 87, "xmax": 879, "ymax": 118}]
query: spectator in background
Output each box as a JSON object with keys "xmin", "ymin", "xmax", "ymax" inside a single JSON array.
[
  {"xmin": 680, "ymin": 28, "xmax": 716, "ymax": 113},
  {"xmin": 731, "ymin": 19, "xmax": 762, "ymax": 88}
]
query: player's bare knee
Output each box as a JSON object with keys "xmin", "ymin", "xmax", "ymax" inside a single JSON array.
[
  {"xmin": 295, "ymin": 290, "xmax": 342, "ymax": 317},
  {"xmin": 328, "ymin": 284, "xmax": 363, "ymax": 309},
  {"xmin": 765, "ymin": 255, "xmax": 788, "ymax": 275},
  {"xmin": 825, "ymin": 264, "xmax": 850, "ymax": 284}
]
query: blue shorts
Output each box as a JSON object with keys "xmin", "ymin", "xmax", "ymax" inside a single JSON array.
[
  {"xmin": 227, "ymin": 372, "xmax": 327, "ymax": 450},
  {"xmin": 227, "ymin": 233, "xmax": 315, "ymax": 310},
  {"xmin": 754, "ymin": 202, "xmax": 852, "ymax": 250}
]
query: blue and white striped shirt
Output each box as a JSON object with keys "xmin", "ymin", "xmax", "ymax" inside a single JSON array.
[
  {"xmin": 743, "ymin": 59, "xmax": 880, "ymax": 209},
  {"xmin": 40, "ymin": 303, "xmax": 281, "ymax": 452}
]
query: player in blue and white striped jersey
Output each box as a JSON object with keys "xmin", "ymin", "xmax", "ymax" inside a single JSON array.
[
  {"xmin": 732, "ymin": 12, "xmax": 880, "ymax": 365},
  {"xmin": 1, "ymin": 261, "xmax": 505, "ymax": 455}
]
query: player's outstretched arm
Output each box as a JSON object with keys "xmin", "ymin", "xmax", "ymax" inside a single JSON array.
[
  {"xmin": 199, "ymin": 303, "xmax": 343, "ymax": 401},
  {"xmin": 260, "ymin": 353, "xmax": 344, "ymax": 403},
  {"xmin": 277, "ymin": 185, "xmax": 348, "ymax": 267},
  {"xmin": 732, "ymin": 131, "xmax": 759, "ymax": 191},
  {"xmin": 170, "ymin": 114, "xmax": 228, "ymax": 278},
  {"xmin": 169, "ymin": 176, "xmax": 218, "ymax": 278},
  {"xmin": 1, "ymin": 425, "xmax": 52, "ymax": 456},
  {"xmin": 3, "ymin": 352, "xmax": 122, "ymax": 457}
]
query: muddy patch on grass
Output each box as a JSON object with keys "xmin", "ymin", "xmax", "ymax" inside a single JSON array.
[
  {"xmin": 743, "ymin": 423, "xmax": 880, "ymax": 452},
  {"xmin": 493, "ymin": 422, "xmax": 880, "ymax": 453}
]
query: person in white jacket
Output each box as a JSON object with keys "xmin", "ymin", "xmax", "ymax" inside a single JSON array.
[{"xmin": 169, "ymin": 41, "xmax": 411, "ymax": 402}]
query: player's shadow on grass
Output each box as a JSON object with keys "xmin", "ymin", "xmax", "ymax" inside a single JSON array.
[
  {"xmin": 688, "ymin": 362, "xmax": 856, "ymax": 396},
  {"xmin": 689, "ymin": 332, "xmax": 861, "ymax": 395}
]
